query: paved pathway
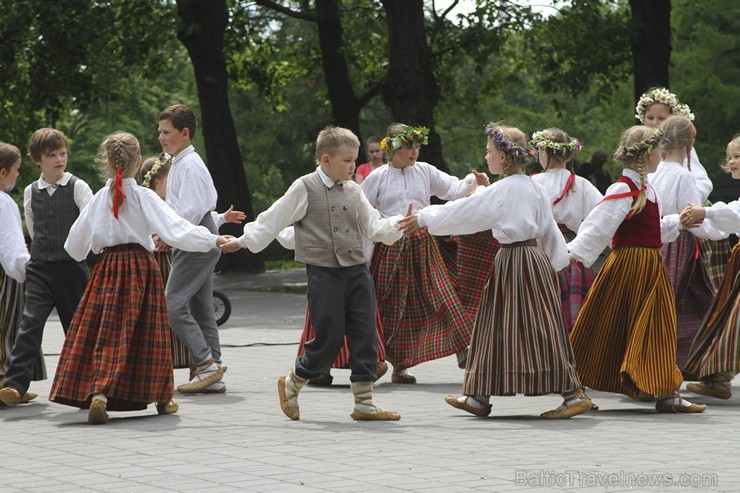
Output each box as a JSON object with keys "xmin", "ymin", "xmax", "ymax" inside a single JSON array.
[{"xmin": 2, "ymin": 269, "xmax": 738, "ymax": 492}]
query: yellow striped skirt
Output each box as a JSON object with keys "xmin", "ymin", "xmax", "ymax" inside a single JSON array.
[{"xmin": 570, "ymin": 246, "xmax": 682, "ymax": 398}]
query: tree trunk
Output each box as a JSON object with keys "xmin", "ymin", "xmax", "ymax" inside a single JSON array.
[
  {"xmin": 629, "ymin": 0, "xmax": 671, "ymax": 106},
  {"xmin": 176, "ymin": 0, "xmax": 264, "ymax": 272},
  {"xmin": 380, "ymin": 0, "xmax": 448, "ymax": 173}
]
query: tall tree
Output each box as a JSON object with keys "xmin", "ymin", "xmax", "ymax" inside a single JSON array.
[
  {"xmin": 629, "ymin": 0, "xmax": 671, "ymax": 102},
  {"xmin": 176, "ymin": 0, "xmax": 263, "ymax": 272}
]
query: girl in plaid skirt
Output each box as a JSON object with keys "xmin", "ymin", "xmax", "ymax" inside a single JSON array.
[
  {"xmin": 49, "ymin": 132, "xmax": 230, "ymax": 424},
  {"xmin": 530, "ymin": 128, "xmax": 603, "ymax": 332},
  {"xmin": 360, "ymin": 124, "xmax": 490, "ymax": 384},
  {"xmin": 400, "ymin": 123, "xmax": 593, "ymax": 419},
  {"xmin": 683, "ymin": 135, "xmax": 740, "ymax": 399},
  {"xmin": 568, "ymin": 126, "xmax": 705, "ymax": 413}
]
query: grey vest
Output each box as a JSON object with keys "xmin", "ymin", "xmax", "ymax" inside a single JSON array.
[
  {"xmin": 30, "ymin": 176, "xmax": 79, "ymax": 261},
  {"xmin": 294, "ymin": 172, "xmax": 365, "ymax": 268}
]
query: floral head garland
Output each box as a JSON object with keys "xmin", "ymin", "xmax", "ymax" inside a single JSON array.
[
  {"xmin": 142, "ymin": 153, "xmax": 172, "ymax": 188},
  {"xmin": 380, "ymin": 126, "xmax": 429, "ymax": 156},
  {"xmin": 529, "ymin": 131, "xmax": 582, "ymax": 155},
  {"xmin": 613, "ymin": 128, "xmax": 668, "ymax": 162},
  {"xmin": 635, "ymin": 88, "xmax": 695, "ymax": 123},
  {"xmin": 484, "ymin": 123, "xmax": 535, "ymax": 161}
]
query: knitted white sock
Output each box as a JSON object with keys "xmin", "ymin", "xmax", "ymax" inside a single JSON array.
[
  {"xmin": 191, "ymin": 360, "xmax": 219, "ymax": 382},
  {"xmin": 285, "ymin": 370, "xmax": 308, "ymax": 407},
  {"xmin": 351, "ymin": 381, "xmax": 377, "ymax": 414},
  {"xmin": 457, "ymin": 395, "xmax": 489, "ymax": 408},
  {"xmin": 92, "ymin": 394, "xmax": 107, "ymax": 404},
  {"xmin": 658, "ymin": 393, "xmax": 694, "ymax": 407}
]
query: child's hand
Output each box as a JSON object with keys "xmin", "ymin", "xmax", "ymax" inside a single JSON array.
[
  {"xmin": 219, "ymin": 237, "xmax": 242, "ymax": 253},
  {"xmin": 223, "ymin": 205, "xmax": 247, "ymax": 224},
  {"xmin": 398, "ymin": 203, "xmax": 420, "ymax": 235},
  {"xmin": 680, "ymin": 202, "xmax": 705, "ymax": 229},
  {"xmin": 472, "ymin": 169, "xmax": 490, "ymax": 187},
  {"xmin": 153, "ymin": 235, "xmax": 171, "ymax": 252}
]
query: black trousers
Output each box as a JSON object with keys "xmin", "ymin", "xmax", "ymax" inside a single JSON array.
[{"xmin": 295, "ymin": 264, "xmax": 378, "ymax": 382}]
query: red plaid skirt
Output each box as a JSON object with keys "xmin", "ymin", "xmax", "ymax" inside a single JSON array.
[
  {"xmin": 154, "ymin": 250, "xmax": 190, "ymax": 369},
  {"xmin": 684, "ymin": 242, "xmax": 740, "ymax": 379},
  {"xmin": 451, "ymin": 231, "xmax": 499, "ymax": 322},
  {"xmin": 296, "ymin": 304, "xmax": 386, "ymax": 368},
  {"xmin": 370, "ymin": 231, "xmax": 473, "ymax": 368},
  {"xmin": 49, "ymin": 244, "xmax": 174, "ymax": 411},
  {"xmin": 558, "ymin": 229, "xmax": 595, "ymax": 332},
  {"xmin": 662, "ymin": 230, "xmax": 715, "ymax": 369}
]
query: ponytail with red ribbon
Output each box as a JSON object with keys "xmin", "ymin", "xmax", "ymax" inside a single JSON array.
[{"xmin": 112, "ymin": 166, "xmax": 126, "ymax": 219}]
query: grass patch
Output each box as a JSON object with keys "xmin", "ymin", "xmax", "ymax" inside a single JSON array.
[{"xmin": 264, "ymin": 259, "xmax": 305, "ymax": 270}]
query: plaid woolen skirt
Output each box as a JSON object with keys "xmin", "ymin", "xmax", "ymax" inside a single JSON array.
[
  {"xmin": 462, "ymin": 241, "xmax": 581, "ymax": 397},
  {"xmin": 684, "ymin": 242, "xmax": 740, "ymax": 379},
  {"xmin": 0, "ymin": 268, "xmax": 46, "ymax": 381},
  {"xmin": 370, "ymin": 230, "xmax": 473, "ymax": 369},
  {"xmin": 154, "ymin": 250, "xmax": 189, "ymax": 369},
  {"xmin": 700, "ymin": 199, "xmax": 732, "ymax": 293},
  {"xmin": 49, "ymin": 244, "xmax": 174, "ymax": 411},
  {"xmin": 451, "ymin": 231, "xmax": 500, "ymax": 322},
  {"xmin": 662, "ymin": 230, "xmax": 715, "ymax": 369},
  {"xmin": 570, "ymin": 247, "xmax": 682, "ymax": 398},
  {"xmin": 558, "ymin": 229, "xmax": 595, "ymax": 333},
  {"xmin": 296, "ymin": 304, "xmax": 387, "ymax": 368}
]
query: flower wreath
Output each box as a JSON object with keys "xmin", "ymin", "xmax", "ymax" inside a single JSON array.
[
  {"xmin": 529, "ymin": 131, "xmax": 582, "ymax": 155},
  {"xmin": 380, "ymin": 126, "xmax": 429, "ymax": 155},
  {"xmin": 613, "ymin": 128, "xmax": 668, "ymax": 162},
  {"xmin": 142, "ymin": 153, "xmax": 172, "ymax": 188},
  {"xmin": 484, "ymin": 123, "xmax": 536, "ymax": 161},
  {"xmin": 635, "ymin": 88, "xmax": 695, "ymax": 123}
]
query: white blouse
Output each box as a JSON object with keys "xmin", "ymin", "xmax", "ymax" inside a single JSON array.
[
  {"xmin": 360, "ymin": 162, "xmax": 476, "ymax": 217},
  {"xmin": 650, "ymin": 161, "xmax": 726, "ymax": 240},
  {"xmin": 687, "ymin": 148, "xmax": 713, "ymax": 203},
  {"xmin": 530, "ymin": 169, "xmax": 603, "ymax": 233},
  {"xmin": 568, "ymin": 169, "xmax": 681, "ymax": 268},
  {"xmin": 0, "ymin": 192, "xmax": 30, "ymax": 282},
  {"xmin": 704, "ymin": 198, "xmax": 740, "ymax": 234},
  {"xmin": 236, "ymin": 167, "xmax": 403, "ymax": 253},
  {"xmin": 64, "ymin": 178, "xmax": 218, "ymax": 261},
  {"xmin": 166, "ymin": 146, "xmax": 218, "ymax": 225},
  {"xmin": 417, "ymin": 174, "xmax": 569, "ymax": 271}
]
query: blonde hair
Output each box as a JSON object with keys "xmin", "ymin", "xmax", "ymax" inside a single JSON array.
[
  {"xmin": 315, "ymin": 126, "xmax": 360, "ymax": 164},
  {"xmin": 613, "ymin": 126, "xmax": 659, "ymax": 217},
  {"xmin": 96, "ymin": 132, "xmax": 141, "ymax": 215},
  {"xmin": 723, "ymin": 134, "xmax": 740, "ymax": 173},
  {"xmin": 660, "ymin": 115, "xmax": 694, "ymax": 170},
  {"xmin": 139, "ymin": 155, "xmax": 171, "ymax": 191},
  {"xmin": 0, "ymin": 142, "xmax": 21, "ymax": 172},
  {"xmin": 27, "ymin": 128, "xmax": 70, "ymax": 163},
  {"xmin": 485, "ymin": 123, "xmax": 529, "ymax": 177}
]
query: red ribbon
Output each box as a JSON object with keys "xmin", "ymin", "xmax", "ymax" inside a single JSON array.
[
  {"xmin": 112, "ymin": 167, "xmax": 126, "ymax": 219},
  {"xmin": 596, "ymin": 185, "xmax": 645, "ymax": 220},
  {"xmin": 552, "ymin": 172, "xmax": 576, "ymax": 206}
]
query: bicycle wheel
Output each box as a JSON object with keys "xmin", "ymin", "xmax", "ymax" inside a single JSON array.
[{"xmin": 212, "ymin": 290, "xmax": 232, "ymax": 326}]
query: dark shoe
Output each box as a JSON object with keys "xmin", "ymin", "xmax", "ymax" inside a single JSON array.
[
  {"xmin": 307, "ymin": 371, "xmax": 333, "ymax": 387},
  {"xmin": 444, "ymin": 394, "xmax": 492, "ymax": 417},
  {"xmin": 88, "ymin": 399, "xmax": 109, "ymax": 424}
]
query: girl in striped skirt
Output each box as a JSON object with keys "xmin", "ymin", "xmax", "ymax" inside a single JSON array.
[
  {"xmin": 530, "ymin": 129, "xmax": 603, "ymax": 332},
  {"xmin": 49, "ymin": 132, "xmax": 230, "ymax": 424},
  {"xmin": 648, "ymin": 116, "xmax": 727, "ymax": 374},
  {"xmin": 683, "ymin": 135, "xmax": 740, "ymax": 399},
  {"xmin": 568, "ymin": 126, "xmax": 705, "ymax": 413},
  {"xmin": 0, "ymin": 142, "xmax": 45, "ymax": 397},
  {"xmin": 361, "ymin": 124, "xmax": 489, "ymax": 384},
  {"xmin": 399, "ymin": 123, "xmax": 593, "ymax": 419}
]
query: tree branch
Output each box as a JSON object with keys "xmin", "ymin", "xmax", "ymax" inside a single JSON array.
[
  {"xmin": 253, "ymin": 0, "xmax": 316, "ymax": 22},
  {"xmin": 358, "ymin": 80, "xmax": 383, "ymax": 109},
  {"xmin": 430, "ymin": 0, "xmax": 459, "ymax": 47}
]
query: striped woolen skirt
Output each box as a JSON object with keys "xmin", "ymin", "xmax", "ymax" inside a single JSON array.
[
  {"xmin": 297, "ymin": 304, "xmax": 387, "ymax": 368},
  {"xmin": 370, "ymin": 230, "xmax": 473, "ymax": 369},
  {"xmin": 662, "ymin": 230, "xmax": 715, "ymax": 369},
  {"xmin": 49, "ymin": 244, "xmax": 174, "ymax": 411},
  {"xmin": 451, "ymin": 231, "xmax": 500, "ymax": 322},
  {"xmin": 684, "ymin": 242, "xmax": 740, "ymax": 379},
  {"xmin": 154, "ymin": 250, "xmax": 189, "ymax": 369},
  {"xmin": 570, "ymin": 247, "xmax": 682, "ymax": 398},
  {"xmin": 558, "ymin": 228, "xmax": 595, "ymax": 333},
  {"xmin": 0, "ymin": 269, "xmax": 46, "ymax": 381},
  {"xmin": 462, "ymin": 241, "xmax": 581, "ymax": 397}
]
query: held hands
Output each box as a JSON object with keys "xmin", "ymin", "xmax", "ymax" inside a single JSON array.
[
  {"xmin": 217, "ymin": 235, "xmax": 240, "ymax": 253},
  {"xmin": 153, "ymin": 235, "xmax": 171, "ymax": 253},
  {"xmin": 472, "ymin": 169, "xmax": 490, "ymax": 187},
  {"xmin": 397, "ymin": 203, "xmax": 421, "ymax": 235},
  {"xmin": 223, "ymin": 205, "xmax": 247, "ymax": 224},
  {"xmin": 680, "ymin": 202, "xmax": 705, "ymax": 229}
]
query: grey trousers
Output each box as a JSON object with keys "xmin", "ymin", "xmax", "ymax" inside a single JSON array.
[
  {"xmin": 295, "ymin": 264, "xmax": 378, "ymax": 382},
  {"xmin": 165, "ymin": 214, "xmax": 222, "ymax": 366}
]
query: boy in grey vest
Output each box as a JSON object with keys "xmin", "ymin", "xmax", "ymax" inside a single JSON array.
[
  {"xmin": 221, "ymin": 127, "xmax": 404, "ymax": 421},
  {"xmin": 0, "ymin": 128, "xmax": 93, "ymax": 407}
]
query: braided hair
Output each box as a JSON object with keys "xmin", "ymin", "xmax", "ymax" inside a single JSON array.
[
  {"xmin": 96, "ymin": 132, "xmax": 140, "ymax": 218},
  {"xmin": 613, "ymin": 126, "xmax": 663, "ymax": 217}
]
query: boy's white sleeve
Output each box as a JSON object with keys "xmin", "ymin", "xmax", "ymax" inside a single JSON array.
[
  {"xmin": 356, "ymin": 192, "xmax": 403, "ymax": 245},
  {"xmin": 276, "ymin": 226, "xmax": 296, "ymax": 250},
  {"xmin": 24, "ymin": 185, "xmax": 34, "ymax": 239},
  {"xmin": 237, "ymin": 179, "xmax": 308, "ymax": 253}
]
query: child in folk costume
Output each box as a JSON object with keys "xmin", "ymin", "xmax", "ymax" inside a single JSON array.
[
  {"xmin": 48, "ymin": 132, "xmax": 231, "ymax": 424},
  {"xmin": 361, "ymin": 124, "xmax": 489, "ymax": 383},
  {"xmin": 683, "ymin": 135, "xmax": 740, "ymax": 399},
  {"xmin": 0, "ymin": 143, "xmax": 43, "ymax": 401},
  {"xmin": 139, "ymin": 154, "xmax": 244, "ymax": 385},
  {"xmin": 568, "ymin": 126, "xmax": 706, "ymax": 413},
  {"xmin": 530, "ymin": 129, "xmax": 603, "ymax": 332},
  {"xmin": 648, "ymin": 116, "xmax": 727, "ymax": 373},
  {"xmin": 221, "ymin": 126, "xmax": 403, "ymax": 421},
  {"xmin": 637, "ymin": 87, "xmax": 731, "ymax": 292},
  {"xmin": 399, "ymin": 123, "xmax": 592, "ymax": 418}
]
